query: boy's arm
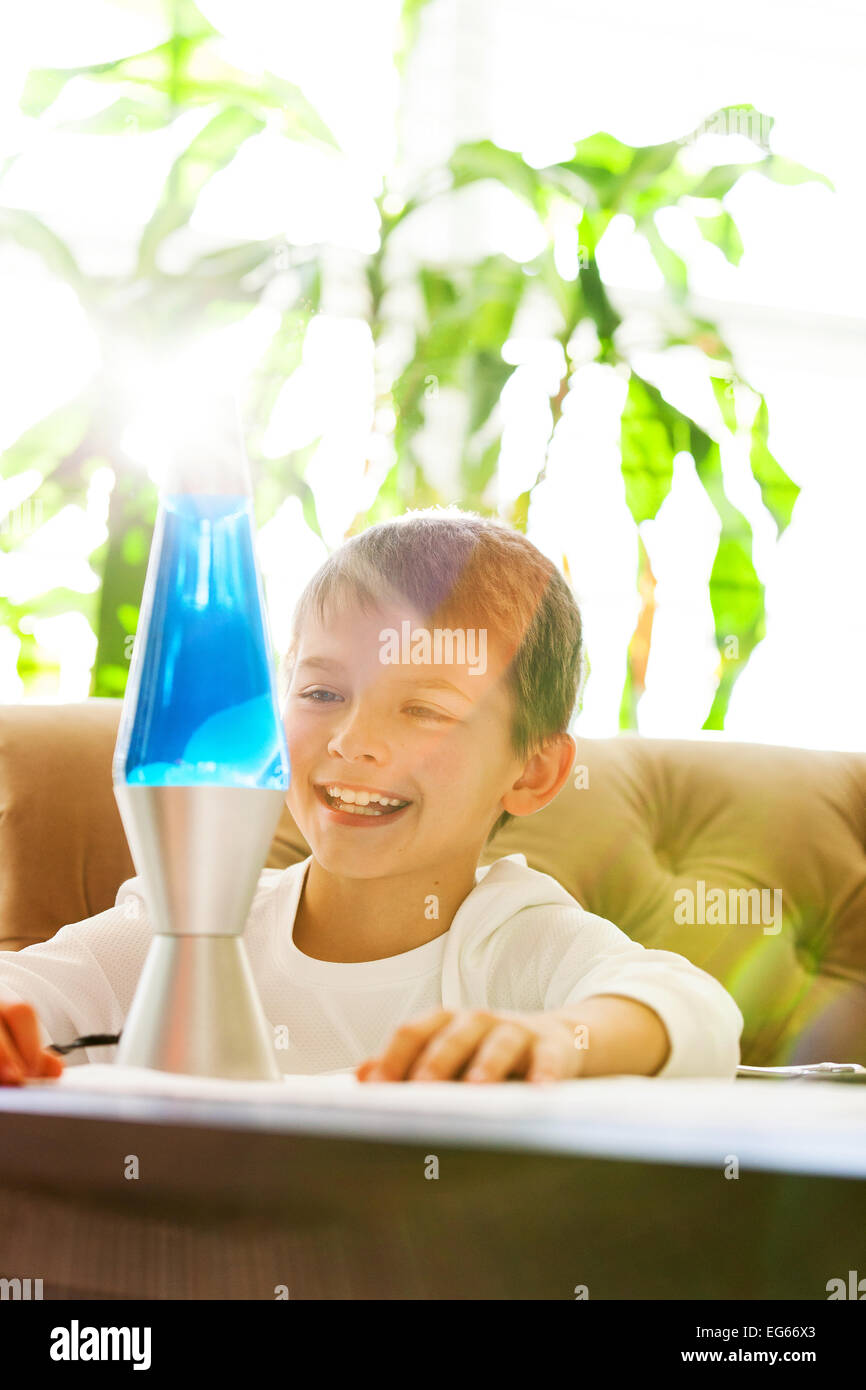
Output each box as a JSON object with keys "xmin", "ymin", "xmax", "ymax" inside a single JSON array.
[
  {"xmin": 0, "ymin": 880, "xmax": 150, "ymax": 1063},
  {"xmin": 549, "ymin": 993, "xmax": 671, "ymax": 1077},
  {"xmin": 540, "ymin": 909, "xmax": 744, "ymax": 1079},
  {"xmin": 356, "ymin": 994, "xmax": 672, "ymax": 1084}
]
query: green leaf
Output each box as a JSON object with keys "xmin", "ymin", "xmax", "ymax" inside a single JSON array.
[
  {"xmin": 396, "ymin": 0, "xmax": 436, "ymax": 74},
  {"xmin": 691, "ymin": 163, "xmax": 754, "ymax": 200},
  {"xmin": 247, "ymin": 288, "xmax": 320, "ymax": 440},
  {"xmin": 392, "ymin": 257, "xmax": 523, "ymax": 462},
  {"xmin": 19, "ymin": 67, "xmax": 70, "ymax": 117},
  {"xmin": 0, "ymin": 397, "xmax": 92, "ymax": 483},
  {"xmin": 116, "ymin": 603, "xmax": 139, "ymax": 634},
  {"xmin": 418, "ymin": 257, "xmax": 523, "ymax": 374},
  {"xmin": 460, "ymin": 436, "xmax": 501, "ymax": 504},
  {"xmin": 703, "ymin": 524, "xmax": 766, "ymax": 730},
  {"xmin": 750, "ymin": 397, "xmax": 798, "ymax": 533},
  {"xmin": 418, "ymin": 268, "xmax": 459, "ymax": 319},
  {"xmin": 683, "ymin": 105, "xmax": 774, "ymax": 151},
  {"xmin": 567, "ymin": 131, "xmax": 635, "ymax": 177},
  {"xmin": 619, "ymin": 378, "xmax": 768, "ymax": 729},
  {"xmin": 92, "ymin": 472, "xmax": 158, "ymax": 694},
  {"xmin": 253, "ymin": 438, "xmax": 323, "ymax": 535},
  {"xmin": 197, "ymin": 297, "xmax": 259, "ymax": 329},
  {"xmin": 137, "ymin": 106, "xmax": 266, "ymax": 272},
  {"xmin": 687, "ymin": 429, "xmax": 766, "ymax": 729},
  {"xmin": 620, "ymin": 375, "xmax": 676, "ymax": 522},
  {"xmin": 619, "ymin": 535, "xmax": 655, "ymax": 729},
  {"xmin": 574, "ymin": 207, "xmax": 614, "ymax": 261},
  {"xmin": 91, "ymin": 662, "xmax": 129, "ymax": 697},
  {"xmin": 0, "ymin": 209, "xmax": 83, "ymax": 285},
  {"xmin": 17, "ymin": 8, "xmax": 337, "ymax": 148},
  {"xmin": 121, "ymin": 527, "xmax": 150, "ymax": 568},
  {"xmin": 16, "ymin": 15, "xmax": 216, "ymax": 118},
  {"xmin": 692, "ymin": 154, "xmax": 833, "ymax": 201},
  {"xmin": 760, "ymin": 155, "xmax": 834, "ymax": 191},
  {"xmin": 186, "ymin": 239, "xmax": 275, "ymax": 279},
  {"xmin": 563, "ymin": 135, "xmax": 681, "ymax": 212},
  {"xmin": 710, "ymin": 376, "xmax": 737, "ymax": 432},
  {"xmin": 268, "ymin": 80, "xmax": 339, "ymax": 148},
  {"xmin": 448, "ymin": 140, "xmax": 545, "ymax": 215},
  {"xmin": 695, "ymin": 210, "xmax": 744, "ymax": 265},
  {"xmin": 530, "ymin": 241, "xmax": 579, "ymax": 326},
  {"xmin": 617, "ymin": 141, "xmax": 684, "ymax": 203},
  {"xmin": 466, "ymin": 351, "xmax": 514, "ymax": 434},
  {"xmin": 168, "ymin": 0, "xmax": 221, "ymax": 41},
  {"xmin": 57, "ymin": 93, "xmax": 174, "ymax": 135},
  {"xmin": 301, "ymin": 480, "xmax": 323, "ymax": 540},
  {"xmin": 578, "ymin": 255, "xmax": 621, "ymax": 346},
  {"xmin": 171, "ymin": 46, "xmax": 339, "ymax": 144},
  {"xmin": 559, "ymin": 131, "xmax": 635, "ymax": 207},
  {"xmin": 642, "ymin": 218, "xmax": 688, "ymax": 299}
]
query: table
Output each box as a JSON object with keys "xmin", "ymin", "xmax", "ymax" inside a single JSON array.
[{"xmin": 1, "ymin": 1068, "xmax": 864, "ymax": 1299}]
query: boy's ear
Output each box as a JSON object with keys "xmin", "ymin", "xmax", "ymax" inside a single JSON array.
[{"xmin": 501, "ymin": 733, "xmax": 576, "ymax": 819}]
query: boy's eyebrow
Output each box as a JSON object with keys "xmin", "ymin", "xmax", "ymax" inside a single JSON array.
[
  {"xmin": 296, "ymin": 657, "xmax": 345, "ymax": 674},
  {"xmin": 296, "ymin": 658, "xmax": 473, "ymax": 702},
  {"xmin": 398, "ymin": 676, "xmax": 473, "ymax": 702}
]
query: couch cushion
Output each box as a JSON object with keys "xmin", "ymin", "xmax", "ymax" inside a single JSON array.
[{"xmin": 483, "ymin": 735, "xmax": 866, "ymax": 1066}]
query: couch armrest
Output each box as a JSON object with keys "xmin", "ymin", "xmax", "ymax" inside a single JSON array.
[{"xmin": 0, "ymin": 700, "xmax": 135, "ymax": 948}]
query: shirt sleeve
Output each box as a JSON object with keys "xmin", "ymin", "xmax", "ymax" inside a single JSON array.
[
  {"xmin": 487, "ymin": 903, "xmax": 744, "ymax": 1079},
  {"xmin": 0, "ymin": 879, "xmax": 152, "ymax": 1066}
]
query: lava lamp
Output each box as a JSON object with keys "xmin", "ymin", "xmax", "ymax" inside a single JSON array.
[{"xmin": 112, "ymin": 390, "xmax": 289, "ymax": 1080}]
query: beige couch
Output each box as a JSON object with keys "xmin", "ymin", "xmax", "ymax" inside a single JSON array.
[{"xmin": 1, "ymin": 698, "xmax": 864, "ymax": 1066}]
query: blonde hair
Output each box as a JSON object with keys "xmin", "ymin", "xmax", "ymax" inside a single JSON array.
[{"xmin": 279, "ymin": 506, "xmax": 584, "ymax": 839}]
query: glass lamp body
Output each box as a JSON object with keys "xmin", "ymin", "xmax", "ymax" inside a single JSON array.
[
  {"xmin": 114, "ymin": 492, "xmax": 289, "ymax": 791},
  {"xmin": 112, "ymin": 422, "xmax": 289, "ymax": 1081}
]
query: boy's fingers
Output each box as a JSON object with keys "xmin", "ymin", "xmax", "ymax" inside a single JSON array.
[
  {"xmin": 1, "ymin": 1002, "xmax": 43, "ymax": 1073},
  {"xmin": 408, "ymin": 1011, "xmax": 499, "ymax": 1080},
  {"xmin": 0, "ymin": 1015, "xmax": 27, "ymax": 1081},
  {"xmin": 0, "ymin": 1005, "xmax": 62, "ymax": 1083},
  {"xmin": 463, "ymin": 1022, "xmax": 533, "ymax": 1082},
  {"xmin": 370, "ymin": 1009, "xmax": 455, "ymax": 1080},
  {"xmin": 38, "ymin": 1049, "xmax": 65, "ymax": 1078},
  {"xmin": 526, "ymin": 1032, "xmax": 573, "ymax": 1084}
]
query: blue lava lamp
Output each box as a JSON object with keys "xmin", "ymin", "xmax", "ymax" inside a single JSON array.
[{"xmin": 112, "ymin": 391, "xmax": 289, "ymax": 1079}]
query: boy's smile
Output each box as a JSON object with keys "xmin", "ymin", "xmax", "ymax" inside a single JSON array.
[{"xmin": 313, "ymin": 780, "xmax": 413, "ymax": 825}]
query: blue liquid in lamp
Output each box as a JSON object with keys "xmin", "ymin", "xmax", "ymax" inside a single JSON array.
[{"xmin": 116, "ymin": 495, "xmax": 290, "ymax": 789}]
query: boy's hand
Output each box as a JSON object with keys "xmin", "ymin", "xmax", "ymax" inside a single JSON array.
[
  {"xmin": 355, "ymin": 1008, "xmax": 585, "ymax": 1085},
  {"xmin": 0, "ymin": 1001, "xmax": 65, "ymax": 1085}
]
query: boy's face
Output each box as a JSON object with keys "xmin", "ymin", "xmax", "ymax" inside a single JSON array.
[{"xmin": 282, "ymin": 600, "xmax": 527, "ymax": 880}]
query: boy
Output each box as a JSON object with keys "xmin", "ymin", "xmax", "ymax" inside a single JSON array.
[{"xmin": 0, "ymin": 508, "xmax": 743, "ymax": 1086}]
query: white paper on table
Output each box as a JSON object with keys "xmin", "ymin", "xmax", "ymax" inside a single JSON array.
[{"xmin": 47, "ymin": 1062, "xmax": 866, "ymax": 1135}]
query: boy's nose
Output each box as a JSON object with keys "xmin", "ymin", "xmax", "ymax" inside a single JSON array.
[{"xmin": 326, "ymin": 707, "xmax": 390, "ymax": 763}]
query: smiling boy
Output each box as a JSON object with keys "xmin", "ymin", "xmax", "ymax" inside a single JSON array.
[
  {"xmin": 0, "ymin": 507, "xmax": 743, "ymax": 1086},
  {"xmin": 275, "ymin": 507, "xmax": 742, "ymax": 1083}
]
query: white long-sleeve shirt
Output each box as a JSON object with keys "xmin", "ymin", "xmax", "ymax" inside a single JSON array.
[{"xmin": 0, "ymin": 853, "xmax": 743, "ymax": 1077}]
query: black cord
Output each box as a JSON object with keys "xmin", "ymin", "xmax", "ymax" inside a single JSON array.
[{"xmin": 48, "ymin": 1032, "xmax": 121, "ymax": 1055}]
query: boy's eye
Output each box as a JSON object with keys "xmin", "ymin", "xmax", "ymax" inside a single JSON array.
[
  {"xmin": 297, "ymin": 691, "xmax": 453, "ymax": 722},
  {"xmin": 405, "ymin": 706, "xmax": 453, "ymax": 722}
]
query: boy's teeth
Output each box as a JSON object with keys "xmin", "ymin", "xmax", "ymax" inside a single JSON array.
[{"xmin": 325, "ymin": 785, "xmax": 406, "ymax": 810}]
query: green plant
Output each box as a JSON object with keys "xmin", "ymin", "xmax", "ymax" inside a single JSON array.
[{"xmin": 0, "ymin": 0, "xmax": 830, "ymax": 727}]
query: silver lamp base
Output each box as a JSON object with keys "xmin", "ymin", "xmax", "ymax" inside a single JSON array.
[{"xmin": 114, "ymin": 783, "xmax": 286, "ymax": 1081}]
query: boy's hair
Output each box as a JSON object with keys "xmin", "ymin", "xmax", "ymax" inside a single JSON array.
[{"xmin": 279, "ymin": 506, "xmax": 584, "ymax": 841}]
